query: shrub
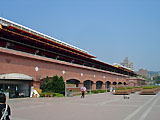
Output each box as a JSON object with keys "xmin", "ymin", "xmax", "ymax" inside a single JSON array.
[
  {"xmin": 99, "ymin": 90, "xmax": 106, "ymax": 93},
  {"xmin": 152, "ymin": 86, "xmax": 158, "ymax": 88},
  {"xmin": 92, "ymin": 90, "xmax": 105, "ymax": 93},
  {"xmin": 40, "ymin": 92, "xmax": 45, "ymax": 97},
  {"xmin": 126, "ymin": 87, "xmax": 133, "ymax": 89},
  {"xmin": 86, "ymin": 90, "xmax": 91, "ymax": 93},
  {"xmin": 86, "ymin": 90, "xmax": 106, "ymax": 94},
  {"xmin": 116, "ymin": 87, "xmax": 127, "ymax": 90},
  {"xmin": 143, "ymin": 86, "xmax": 160, "ymax": 89},
  {"xmin": 143, "ymin": 86, "xmax": 153, "ymax": 89},
  {"xmin": 134, "ymin": 86, "xmax": 141, "ymax": 88},
  {"xmin": 40, "ymin": 92, "xmax": 53, "ymax": 97},
  {"xmin": 91, "ymin": 90, "xmax": 100, "ymax": 94},
  {"xmin": 53, "ymin": 93, "xmax": 64, "ymax": 97}
]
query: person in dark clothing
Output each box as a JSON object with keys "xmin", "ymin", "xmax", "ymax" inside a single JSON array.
[
  {"xmin": 80, "ymin": 86, "xmax": 86, "ymax": 98},
  {"xmin": 0, "ymin": 93, "xmax": 11, "ymax": 120},
  {"xmin": 81, "ymin": 91, "xmax": 85, "ymax": 98}
]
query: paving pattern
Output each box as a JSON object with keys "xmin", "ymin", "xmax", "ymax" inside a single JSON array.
[{"xmin": 8, "ymin": 92, "xmax": 160, "ymax": 120}]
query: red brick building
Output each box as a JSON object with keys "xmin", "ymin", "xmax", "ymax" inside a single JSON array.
[
  {"xmin": 0, "ymin": 17, "xmax": 137, "ymax": 98},
  {"xmin": 127, "ymin": 77, "xmax": 146, "ymax": 87},
  {"xmin": 139, "ymin": 69, "xmax": 148, "ymax": 77}
]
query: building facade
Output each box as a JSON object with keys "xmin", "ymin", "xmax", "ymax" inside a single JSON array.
[
  {"xmin": 120, "ymin": 57, "xmax": 134, "ymax": 70},
  {"xmin": 0, "ymin": 17, "xmax": 137, "ymax": 98},
  {"xmin": 139, "ymin": 69, "xmax": 148, "ymax": 77}
]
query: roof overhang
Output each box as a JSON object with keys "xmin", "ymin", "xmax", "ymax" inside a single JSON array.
[{"xmin": 0, "ymin": 73, "xmax": 33, "ymax": 80}]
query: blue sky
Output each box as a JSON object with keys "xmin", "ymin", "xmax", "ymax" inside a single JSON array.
[{"xmin": 1, "ymin": 0, "xmax": 160, "ymax": 71}]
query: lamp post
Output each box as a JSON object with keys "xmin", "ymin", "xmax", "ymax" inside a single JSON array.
[
  {"xmin": 31, "ymin": 66, "xmax": 38, "ymax": 97},
  {"xmin": 90, "ymin": 80, "xmax": 92, "ymax": 94},
  {"xmin": 65, "ymin": 82, "xmax": 67, "ymax": 97},
  {"xmin": 35, "ymin": 66, "xmax": 39, "ymax": 80},
  {"xmin": 106, "ymin": 82, "xmax": 107, "ymax": 93},
  {"xmin": 62, "ymin": 70, "xmax": 67, "ymax": 97}
]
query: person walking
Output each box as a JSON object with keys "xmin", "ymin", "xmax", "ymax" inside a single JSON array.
[
  {"xmin": 113, "ymin": 87, "xmax": 116, "ymax": 93},
  {"xmin": 110, "ymin": 87, "xmax": 113, "ymax": 92},
  {"xmin": 81, "ymin": 86, "xmax": 86, "ymax": 98},
  {"xmin": 0, "ymin": 93, "xmax": 11, "ymax": 120}
]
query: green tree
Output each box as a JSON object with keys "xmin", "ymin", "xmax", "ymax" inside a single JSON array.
[
  {"xmin": 40, "ymin": 75, "xmax": 65, "ymax": 94},
  {"xmin": 153, "ymin": 75, "xmax": 160, "ymax": 84},
  {"xmin": 40, "ymin": 76, "xmax": 51, "ymax": 92},
  {"xmin": 56, "ymin": 76, "xmax": 65, "ymax": 94}
]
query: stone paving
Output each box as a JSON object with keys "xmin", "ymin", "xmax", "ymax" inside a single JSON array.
[{"xmin": 8, "ymin": 92, "xmax": 160, "ymax": 120}]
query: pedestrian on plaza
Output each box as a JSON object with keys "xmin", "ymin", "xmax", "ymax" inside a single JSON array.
[
  {"xmin": 81, "ymin": 86, "xmax": 86, "ymax": 98},
  {"xmin": 110, "ymin": 86, "xmax": 113, "ymax": 92},
  {"xmin": 0, "ymin": 93, "xmax": 11, "ymax": 120},
  {"xmin": 113, "ymin": 87, "xmax": 116, "ymax": 93}
]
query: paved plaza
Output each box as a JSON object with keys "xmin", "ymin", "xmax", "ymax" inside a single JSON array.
[{"xmin": 8, "ymin": 92, "xmax": 160, "ymax": 120}]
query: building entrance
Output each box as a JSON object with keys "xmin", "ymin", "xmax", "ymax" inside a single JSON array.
[
  {"xmin": 0, "ymin": 80, "xmax": 31, "ymax": 98},
  {"xmin": 0, "ymin": 73, "xmax": 33, "ymax": 98}
]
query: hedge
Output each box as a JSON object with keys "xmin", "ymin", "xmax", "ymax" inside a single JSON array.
[
  {"xmin": 126, "ymin": 87, "xmax": 133, "ymax": 89},
  {"xmin": 40, "ymin": 92, "xmax": 64, "ymax": 97},
  {"xmin": 91, "ymin": 90, "xmax": 106, "ymax": 94},
  {"xmin": 116, "ymin": 87, "xmax": 127, "ymax": 90}
]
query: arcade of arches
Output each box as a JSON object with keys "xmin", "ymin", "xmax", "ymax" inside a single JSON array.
[{"xmin": 66, "ymin": 79, "xmax": 127, "ymax": 90}]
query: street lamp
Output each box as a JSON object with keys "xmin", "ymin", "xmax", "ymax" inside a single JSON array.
[
  {"xmin": 62, "ymin": 70, "xmax": 67, "ymax": 97},
  {"xmin": 35, "ymin": 66, "xmax": 39, "ymax": 80},
  {"xmin": 106, "ymin": 82, "xmax": 108, "ymax": 93},
  {"xmin": 90, "ymin": 80, "xmax": 92, "ymax": 94},
  {"xmin": 65, "ymin": 82, "xmax": 67, "ymax": 97}
]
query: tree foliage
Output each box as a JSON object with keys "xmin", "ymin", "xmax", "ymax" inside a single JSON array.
[
  {"xmin": 40, "ymin": 75, "xmax": 65, "ymax": 94},
  {"xmin": 153, "ymin": 74, "xmax": 160, "ymax": 84}
]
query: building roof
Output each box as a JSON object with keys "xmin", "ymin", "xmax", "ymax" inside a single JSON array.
[
  {"xmin": 0, "ymin": 17, "xmax": 137, "ymax": 76},
  {"xmin": 0, "ymin": 17, "xmax": 93, "ymax": 56},
  {"xmin": 0, "ymin": 22, "xmax": 96, "ymax": 59}
]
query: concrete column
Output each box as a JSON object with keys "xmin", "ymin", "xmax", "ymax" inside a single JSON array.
[
  {"xmin": 92, "ymin": 83, "xmax": 96, "ymax": 90},
  {"xmin": 102, "ymin": 83, "xmax": 105, "ymax": 90}
]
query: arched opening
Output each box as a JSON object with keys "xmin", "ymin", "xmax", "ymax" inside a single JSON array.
[
  {"xmin": 84, "ymin": 80, "xmax": 93, "ymax": 90},
  {"xmin": 113, "ymin": 82, "xmax": 117, "ymax": 85},
  {"xmin": 118, "ymin": 82, "xmax": 122, "ymax": 85},
  {"xmin": 105, "ymin": 81, "xmax": 111, "ymax": 89},
  {"xmin": 118, "ymin": 82, "xmax": 123, "ymax": 87},
  {"xmin": 96, "ymin": 81, "xmax": 103, "ymax": 89},
  {"xmin": 124, "ymin": 82, "xmax": 126, "ymax": 86},
  {"xmin": 66, "ymin": 79, "xmax": 80, "ymax": 87}
]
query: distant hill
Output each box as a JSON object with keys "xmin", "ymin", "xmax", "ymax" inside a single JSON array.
[
  {"xmin": 147, "ymin": 71, "xmax": 160, "ymax": 76},
  {"xmin": 136, "ymin": 71, "xmax": 160, "ymax": 77}
]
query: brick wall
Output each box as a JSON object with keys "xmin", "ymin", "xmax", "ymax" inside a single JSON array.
[{"xmin": 0, "ymin": 48, "xmax": 128, "ymax": 89}]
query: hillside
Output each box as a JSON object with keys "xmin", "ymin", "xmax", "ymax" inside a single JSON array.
[{"xmin": 147, "ymin": 71, "xmax": 160, "ymax": 76}]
